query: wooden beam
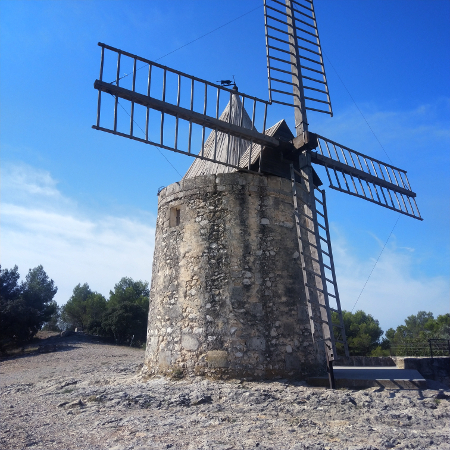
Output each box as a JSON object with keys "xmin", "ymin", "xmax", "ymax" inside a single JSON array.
[
  {"xmin": 285, "ymin": 0, "xmax": 308, "ymax": 135},
  {"xmin": 310, "ymin": 152, "xmax": 416, "ymax": 198},
  {"xmin": 94, "ymin": 80, "xmax": 279, "ymax": 148},
  {"xmin": 327, "ymin": 184, "xmax": 422, "ymax": 221},
  {"xmin": 292, "ymin": 131, "xmax": 318, "ymax": 150}
]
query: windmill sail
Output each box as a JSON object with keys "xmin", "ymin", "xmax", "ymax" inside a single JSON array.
[
  {"xmin": 264, "ymin": 0, "xmax": 332, "ymax": 135},
  {"xmin": 311, "ymin": 135, "xmax": 422, "ymax": 220},
  {"xmin": 93, "ymin": 42, "xmax": 277, "ymax": 172}
]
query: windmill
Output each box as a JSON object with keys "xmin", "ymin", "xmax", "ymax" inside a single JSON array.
[{"xmin": 92, "ymin": 0, "xmax": 421, "ymax": 384}]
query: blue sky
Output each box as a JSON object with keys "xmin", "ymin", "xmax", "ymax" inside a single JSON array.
[{"xmin": 1, "ymin": 0, "xmax": 449, "ymax": 333}]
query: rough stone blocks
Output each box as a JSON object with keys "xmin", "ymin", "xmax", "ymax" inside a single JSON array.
[{"xmin": 144, "ymin": 172, "xmax": 326, "ymax": 380}]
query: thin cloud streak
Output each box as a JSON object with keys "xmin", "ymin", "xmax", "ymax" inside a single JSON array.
[
  {"xmin": 1, "ymin": 163, "xmax": 155, "ymax": 305},
  {"xmin": 331, "ymin": 224, "xmax": 449, "ymax": 332}
]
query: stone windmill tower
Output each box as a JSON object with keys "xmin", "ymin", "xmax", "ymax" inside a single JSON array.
[{"xmin": 92, "ymin": 0, "xmax": 422, "ymax": 382}]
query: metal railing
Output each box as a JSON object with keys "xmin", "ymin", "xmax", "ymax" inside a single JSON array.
[{"xmin": 389, "ymin": 339, "xmax": 450, "ymax": 357}]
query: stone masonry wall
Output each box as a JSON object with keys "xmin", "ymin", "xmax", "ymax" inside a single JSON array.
[
  {"xmin": 144, "ymin": 172, "xmax": 327, "ymax": 380},
  {"xmin": 394, "ymin": 357, "xmax": 450, "ymax": 386}
]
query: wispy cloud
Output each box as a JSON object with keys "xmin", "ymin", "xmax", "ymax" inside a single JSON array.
[
  {"xmin": 313, "ymin": 97, "xmax": 450, "ymax": 165},
  {"xmin": 331, "ymin": 224, "xmax": 449, "ymax": 332},
  {"xmin": 1, "ymin": 163, "xmax": 71, "ymax": 208},
  {"xmin": 1, "ymin": 163, "xmax": 155, "ymax": 304}
]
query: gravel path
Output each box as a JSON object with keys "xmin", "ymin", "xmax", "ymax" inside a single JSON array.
[{"xmin": 1, "ymin": 334, "xmax": 449, "ymax": 450}]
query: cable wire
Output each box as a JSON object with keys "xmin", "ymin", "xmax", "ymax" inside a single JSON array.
[
  {"xmin": 155, "ymin": 6, "xmax": 262, "ymax": 62},
  {"xmin": 350, "ymin": 215, "xmax": 400, "ymax": 312},
  {"xmin": 112, "ymin": 5, "xmax": 262, "ymax": 85},
  {"xmin": 115, "ymin": 99, "xmax": 183, "ymax": 178},
  {"xmin": 324, "ymin": 55, "xmax": 403, "ymax": 313},
  {"xmin": 324, "ymin": 55, "xmax": 394, "ymax": 165}
]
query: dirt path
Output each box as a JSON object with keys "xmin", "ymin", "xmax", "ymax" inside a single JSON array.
[{"xmin": 1, "ymin": 334, "xmax": 449, "ymax": 450}]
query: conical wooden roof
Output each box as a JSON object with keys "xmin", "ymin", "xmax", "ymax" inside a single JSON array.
[{"xmin": 183, "ymin": 92, "xmax": 255, "ymax": 179}]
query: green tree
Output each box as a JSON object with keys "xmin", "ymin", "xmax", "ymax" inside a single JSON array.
[
  {"xmin": 60, "ymin": 277, "xmax": 149, "ymax": 343},
  {"xmin": 61, "ymin": 283, "xmax": 107, "ymax": 332},
  {"xmin": 1, "ymin": 266, "xmax": 23, "ymax": 342},
  {"xmin": 61, "ymin": 283, "xmax": 92, "ymax": 329},
  {"xmin": 0, "ymin": 265, "xmax": 58, "ymax": 343},
  {"xmin": 108, "ymin": 277, "xmax": 149, "ymax": 310},
  {"xmin": 332, "ymin": 310, "xmax": 384, "ymax": 356},
  {"xmin": 101, "ymin": 302, "xmax": 148, "ymax": 343},
  {"xmin": 434, "ymin": 313, "xmax": 450, "ymax": 337},
  {"xmin": 0, "ymin": 265, "xmax": 21, "ymax": 302},
  {"xmin": 404, "ymin": 311, "xmax": 435, "ymax": 339},
  {"xmin": 385, "ymin": 311, "xmax": 450, "ymax": 356},
  {"xmin": 42, "ymin": 303, "xmax": 61, "ymax": 332},
  {"xmin": 101, "ymin": 277, "xmax": 149, "ymax": 344},
  {"xmin": 84, "ymin": 292, "xmax": 108, "ymax": 334}
]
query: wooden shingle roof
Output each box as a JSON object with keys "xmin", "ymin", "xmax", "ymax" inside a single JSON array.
[
  {"xmin": 183, "ymin": 92, "xmax": 285, "ymax": 179},
  {"xmin": 235, "ymin": 120, "xmax": 284, "ymax": 170}
]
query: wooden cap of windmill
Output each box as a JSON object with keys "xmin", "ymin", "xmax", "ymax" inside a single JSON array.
[{"xmin": 183, "ymin": 91, "xmax": 255, "ymax": 179}]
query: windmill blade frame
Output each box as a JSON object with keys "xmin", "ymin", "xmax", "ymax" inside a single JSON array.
[
  {"xmin": 264, "ymin": 0, "xmax": 332, "ymax": 135},
  {"xmin": 308, "ymin": 135, "xmax": 422, "ymax": 220},
  {"xmin": 93, "ymin": 43, "xmax": 277, "ymax": 172}
]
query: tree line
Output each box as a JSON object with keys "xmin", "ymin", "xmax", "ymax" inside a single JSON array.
[
  {"xmin": 58, "ymin": 278, "xmax": 149, "ymax": 345},
  {"xmin": 1, "ymin": 264, "xmax": 448, "ymax": 355},
  {"xmin": 1, "ymin": 265, "xmax": 149, "ymax": 348},
  {"xmin": 332, "ymin": 309, "xmax": 449, "ymax": 357}
]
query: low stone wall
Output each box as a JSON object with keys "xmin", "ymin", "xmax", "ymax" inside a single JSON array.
[
  {"xmin": 334, "ymin": 356, "xmax": 396, "ymax": 367},
  {"xmin": 394, "ymin": 357, "xmax": 450, "ymax": 386},
  {"xmin": 334, "ymin": 356, "xmax": 449, "ymax": 386}
]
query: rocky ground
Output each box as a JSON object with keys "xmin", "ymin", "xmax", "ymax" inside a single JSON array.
[{"xmin": 1, "ymin": 334, "xmax": 449, "ymax": 450}]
